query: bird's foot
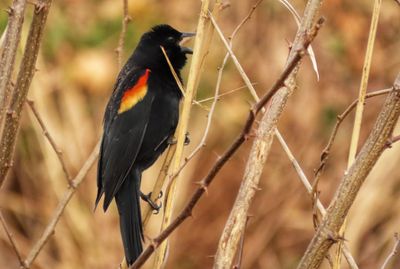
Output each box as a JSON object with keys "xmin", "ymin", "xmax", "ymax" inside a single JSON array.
[{"xmin": 140, "ymin": 191, "xmax": 163, "ymax": 214}]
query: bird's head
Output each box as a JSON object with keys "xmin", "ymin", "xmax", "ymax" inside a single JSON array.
[{"xmin": 132, "ymin": 24, "xmax": 195, "ymax": 72}]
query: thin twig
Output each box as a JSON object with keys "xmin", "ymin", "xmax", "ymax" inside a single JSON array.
[
  {"xmin": 312, "ymin": 88, "xmax": 392, "ymax": 195},
  {"xmin": 0, "ymin": 0, "xmax": 53, "ymax": 188},
  {"xmin": 26, "ymin": 99, "xmax": 72, "ymax": 185},
  {"xmin": 196, "ymin": 84, "xmax": 254, "ymax": 103},
  {"xmin": 381, "ymin": 233, "xmax": 400, "ymax": 269},
  {"xmin": 116, "ymin": 0, "xmax": 131, "ymax": 68},
  {"xmin": 160, "ymin": 45, "xmax": 210, "ymax": 111},
  {"xmin": 130, "ymin": 17, "xmax": 324, "ymax": 269},
  {"xmin": 24, "ymin": 141, "xmax": 100, "ymax": 268},
  {"xmin": 0, "ymin": 210, "xmax": 26, "ymax": 268}
]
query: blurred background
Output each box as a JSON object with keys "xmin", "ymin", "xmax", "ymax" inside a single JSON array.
[{"xmin": 0, "ymin": 0, "xmax": 400, "ymax": 268}]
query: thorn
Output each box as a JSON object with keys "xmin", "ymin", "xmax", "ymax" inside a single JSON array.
[
  {"xmin": 149, "ymin": 238, "xmax": 159, "ymax": 249},
  {"xmin": 297, "ymin": 48, "xmax": 306, "ymax": 57},
  {"xmin": 5, "ymin": 7, "xmax": 14, "ymax": 16},
  {"xmin": 34, "ymin": 1, "xmax": 47, "ymax": 14},
  {"xmin": 194, "ymin": 180, "xmax": 208, "ymax": 194},
  {"xmin": 5, "ymin": 161, "xmax": 13, "ymax": 168},
  {"xmin": 385, "ymin": 137, "xmax": 394, "ymax": 148},
  {"xmin": 251, "ymin": 184, "xmax": 261, "ymax": 191},
  {"xmin": 124, "ymin": 16, "xmax": 132, "ymax": 23},
  {"xmin": 7, "ymin": 110, "xmax": 17, "ymax": 119},
  {"xmin": 188, "ymin": 210, "xmax": 194, "ymax": 218}
]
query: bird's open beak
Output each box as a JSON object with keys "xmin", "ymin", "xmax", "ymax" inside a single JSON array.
[{"xmin": 180, "ymin": 32, "xmax": 196, "ymax": 55}]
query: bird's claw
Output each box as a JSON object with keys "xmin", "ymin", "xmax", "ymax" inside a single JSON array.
[{"xmin": 140, "ymin": 191, "xmax": 163, "ymax": 214}]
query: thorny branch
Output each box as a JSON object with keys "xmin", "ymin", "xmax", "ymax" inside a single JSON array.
[
  {"xmin": 26, "ymin": 100, "xmax": 72, "ymax": 185},
  {"xmin": 296, "ymin": 72, "xmax": 400, "ymax": 269},
  {"xmin": 130, "ymin": 17, "xmax": 325, "ymax": 269},
  {"xmin": 213, "ymin": 0, "xmax": 354, "ymax": 267},
  {"xmin": 312, "ymin": 88, "xmax": 392, "ymax": 207}
]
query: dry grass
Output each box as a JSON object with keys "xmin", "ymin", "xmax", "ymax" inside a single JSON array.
[{"xmin": 0, "ymin": 0, "xmax": 399, "ymax": 268}]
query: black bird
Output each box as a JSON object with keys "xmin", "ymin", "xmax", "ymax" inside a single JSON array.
[{"xmin": 95, "ymin": 24, "xmax": 194, "ymax": 265}]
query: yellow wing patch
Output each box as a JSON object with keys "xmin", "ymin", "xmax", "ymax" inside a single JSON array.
[{"xmin": 118, "ymin": 69, "xmax": 151, "ymax": 114}]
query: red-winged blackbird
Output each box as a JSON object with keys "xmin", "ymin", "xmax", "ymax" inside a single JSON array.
[{"xmin": 95, "ymin": 24, "xmax": 194, "ymax": 265}]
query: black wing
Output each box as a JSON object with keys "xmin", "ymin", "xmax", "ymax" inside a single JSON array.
[{"xmin": 96, "ymin": 69, "xmax": 154, "ymax": 211}]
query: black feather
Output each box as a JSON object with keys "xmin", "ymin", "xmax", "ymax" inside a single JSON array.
[{"xmin": 96, "ymin": 24, "xmax": 191, "ymax": 265}]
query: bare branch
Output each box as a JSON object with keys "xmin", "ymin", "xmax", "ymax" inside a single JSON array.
[
  {"xmin": 0, "ymin": 210, "xmax": 26, "ymax": 268},
  {"xmin": 312, "ymin": 88, "xmax": 392, "ymax": 199},
  {"xmin": 0, "ymin": 0, "xmax": 27, "ymax": 127},
  {"xmin": 26, "ymin": 100, "xmax": 72, "ymax": 185},
  {"xmin": 24, "ymin": 141, "xmax": 100, "ymax": 267},
  {"xmin": 381, "ymin": 233, "xmax": 400, "ymax": 269},
  {"xmin": 0, "ymin": 0, "xmax": 53, "ymax": 189},
  {"xmin": 130, "ymin": 17, "xmax": 324, "ymax": 269},
  {"xmin": 153, "ymin": 0, "xmax": 217, "ymax": 266},
  {"xmin": 296, "ymin": 73, "xmax": 400, "ymax": 269}
]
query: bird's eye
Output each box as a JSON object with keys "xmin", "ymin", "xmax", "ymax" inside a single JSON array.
[{"xmin": 167, "ymin": 36, "xmax": 175, "ymax": 43}]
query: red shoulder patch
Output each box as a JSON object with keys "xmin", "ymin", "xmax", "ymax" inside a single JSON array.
[{"xmin": 118, "ymin": 69, "xmax": 150, "ymax": 114}]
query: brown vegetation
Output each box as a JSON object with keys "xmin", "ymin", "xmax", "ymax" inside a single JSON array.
[{"xmin": 0, "ymin": 0, "xmax": 399, "ymax": 269}]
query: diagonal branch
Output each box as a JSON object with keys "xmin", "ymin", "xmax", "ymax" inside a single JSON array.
[
  {"xmin": 296, "ymin": 72, "xmax": 400, "ymax": 269},
  {"xmin": 130, "ymin": 17, "xmax": 324, "ymax": 269},
  {"xmin": 26, "ymin": 100, "xmax": 72, "ymax": 185}
]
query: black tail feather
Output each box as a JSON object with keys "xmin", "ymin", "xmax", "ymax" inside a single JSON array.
[{"xmin": 115, "ymin": 170, "xmax": 143, "ymax": 265}]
